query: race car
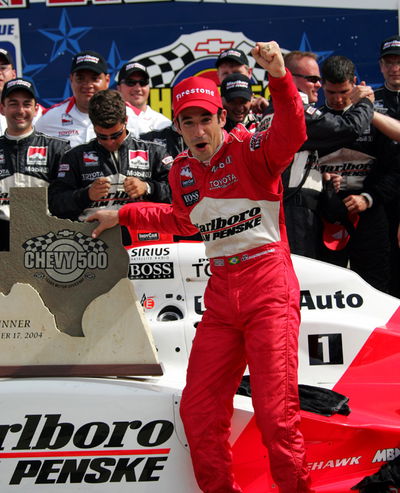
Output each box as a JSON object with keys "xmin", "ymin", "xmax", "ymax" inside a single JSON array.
[{"xmin": 0, "ymin": 240, "xmax": 399, "ymax": 492}]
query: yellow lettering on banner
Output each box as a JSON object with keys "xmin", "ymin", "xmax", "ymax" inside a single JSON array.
[
  {"xmin": 149, "ymin": 88, "xmax": 172, "ymax": 120},
  {"xmin": 251, "ymin": 84, "xmax": 263, "ymax": 97}
]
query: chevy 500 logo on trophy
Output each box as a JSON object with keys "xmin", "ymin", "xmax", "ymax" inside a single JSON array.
[{"xmin": 22, "ymin": 229, "xmax": 108, "ymax": 285}]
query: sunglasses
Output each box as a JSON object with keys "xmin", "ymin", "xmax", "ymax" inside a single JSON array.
[
  {"xmin": 121, "ymin": 79, "xmax": 149, "ymax": 87},
  {"xmin": 292, "ymin": 73, "xmax": 322, "ymax": 83},
  {"xmin": 96, "ymin": 126, "xmax": 125, "ymax": 141}
]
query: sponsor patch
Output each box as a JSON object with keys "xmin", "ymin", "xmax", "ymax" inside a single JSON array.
[
  {"xmin": 61, "ymin": 113, "xmax": 73, "ymax": 126},
  {"xmin": 27, "ymin": 147, "xmax": 47, "ymax": 166},
  {"xmin": 129, "ymin": 150, "xmax": 149, "ymax": 169},
  {"xmin": 209, "ymin": 173, "xmax": 237, "ymax": 190},
  {"xmin": 0, "ymin": 149, "xmax": 5, "ymax": 165},
  {"xmin": 58, "ymin": 163, "xmax": 70, "ymax": 172},
  {"xmin": 162, "ymin": 155, "xmax": 174, "ymax": 167},
  {"xmin": 249, "ymin": 133, "xmax": 262, "ymax": 151},
  {"xmin": 182, "ymin": 189, "xmax": 200, "ymax": 206},
  {"xmin": 129, "ymin": 262, "xmax": 174, "ymax": 280},
  {"xmin": 305, "ymin": 106, "xmax": 321, "ymax": 117},
  {"xmin": 138, "ymin": 232, "xmax": 160, "ymax": 241},
  {"xmin": 83, "ymin": 151, "xmax": 99, "ymax": 166},
  {"xmin": 180, "ymin": 165, "xmax": 195, "ymax": 187}
]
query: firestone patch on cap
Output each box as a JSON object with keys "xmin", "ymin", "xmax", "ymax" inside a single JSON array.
[{"xmin": 173, "ymin": 76, "xmax": 223, "ymax": 118}]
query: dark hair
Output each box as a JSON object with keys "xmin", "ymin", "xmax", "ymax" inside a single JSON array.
[
  {"xmin": 321, "ymin": 56, "xmax": 355, "ymax": 84},
  {"xmin": 88, "ymin": 89, "xmax": 126, "ymax": 128},
  {"xmin": 284, "ymin": 51, "xmax": 318, "ymax": 72}
]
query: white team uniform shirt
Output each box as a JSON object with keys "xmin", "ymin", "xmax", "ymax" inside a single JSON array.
[
  {"xmin": 34, "ymin": 97, "xmax": 144, "ymax": 148},
  {"xmin": 0, "ymin": 105, "xmax": 44, "ymax": 137},
  {"xmin": 128, "ymin": 104, "xmax": 171, "ymax": 138}
]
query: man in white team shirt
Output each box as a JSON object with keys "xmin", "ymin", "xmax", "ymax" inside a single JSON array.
[
  {"xmin": 117, "ymin": 61, "xmax": 171, "ymax": 137},
  {"xmin": 35, "ymin": 50, "xmax": 140, "ymax": 147}
]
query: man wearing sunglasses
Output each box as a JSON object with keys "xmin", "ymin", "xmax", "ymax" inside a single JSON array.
[
  {"xmin": 48, "ymin": 89, "xmax": 173, "ymax": 232},
  {"xmin": 257, "ymin": 50, "xmax": 374, "ymax": 259},
  {"xmin": 117, "ymin": 61, "xmax": 171, "ymax": 137},
  {"xmin": 35, "ymin": 51, "xmax": 141, "ymax": 148}
]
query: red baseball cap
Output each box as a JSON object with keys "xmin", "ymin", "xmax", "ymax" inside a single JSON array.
[{"xmin": 173, "ymin": 76, "xmax": 222, "ymax": 118}]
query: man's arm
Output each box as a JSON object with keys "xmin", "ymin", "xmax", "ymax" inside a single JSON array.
[
  {"xmin": 372, "ymin": 111, "xmax": 400, "ymax": 141},
  {"xmin": 302, "ymin": 99, "xmax": 374, "ymax": 152},
  {"xmin": 251, "ymin": 41, "xmax": 306, "ymax": 175}
]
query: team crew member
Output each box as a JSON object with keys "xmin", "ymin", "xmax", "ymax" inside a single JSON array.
[
  {"xmin": 257, "ymin": 50, "xmax": 374, "ymax": 259},
  {"xmin": 318, "ymin": 55, "xmax": 400, "ymax": 292},
  {"xmin": 221, "ymin": 73, "xmax": 260, "ymax": 132},
  {"xmin": 0, "ymin": 78, "xmax": 69, "ymax": 250},
  {"xmin": 35, "ymin": 51, "xmax": 140, "ymax": 148},
  {"xmin": 216, "ymin": 48, "xmax": 269, "ymax": 114},
  {"xmin": 48, "ymin": 88, "xmax": 172, "ymax": 246},
  {"xmin": 117, "ymin": 61, "xmax": 171, "ymax": 137},
  {"xmin": 88, "ymin": 41, "xmax": 312, "ymax": 493}
]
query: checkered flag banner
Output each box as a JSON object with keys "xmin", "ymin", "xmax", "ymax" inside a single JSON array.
[
  {"xmin": 129, "ymin": 30, "xmax": 269, "ymax": 88},
  {"xmin": 75, "ymin": 232, "xmax": 107, "ymax": 253},
  {"xmin": 23, "ymin": 232, "xmax": 56, "ymax": 252},
  {"xmin": 135, "ymin": 44, "xmax": 196, "ymax": 87}
]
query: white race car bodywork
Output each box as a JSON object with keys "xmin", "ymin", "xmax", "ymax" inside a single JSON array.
[{"xmin": 0, "ymin": 241, "xmax": 399, "ymax": 492}]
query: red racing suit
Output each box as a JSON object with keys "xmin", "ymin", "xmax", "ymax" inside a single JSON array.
[{"xmin": 118, "ymin": 70, "xmax": 311, "ymax": 493}]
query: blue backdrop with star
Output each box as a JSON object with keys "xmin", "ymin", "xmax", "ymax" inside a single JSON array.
[{"xmin": 2, "ymin": 2, "xmax": 398, "ymax": 107}]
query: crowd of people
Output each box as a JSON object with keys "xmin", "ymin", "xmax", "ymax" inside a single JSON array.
[
  {"xmin": 2, "ymin": 35, "xmax": 400, "ymax": 492},
  {"xmin": 1, "ymin": 36, "xmax": 400, "ymax": 294}
]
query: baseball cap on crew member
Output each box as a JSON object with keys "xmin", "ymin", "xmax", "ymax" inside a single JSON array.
[
  {"xmin": 380, "ymin": 35, "xmax": 400, "ymax": 58},
  {"xmin": 221, "ymin": 74, "xmax": 252, "ymax": 102},
  {"xmin": 1, "ymin": 78, "xmax": 36, "ymax": 103},
  {"xmin": 216, "ymin": 49, "xmax": 249, "ymax": 68},
  {"xmin": 173, "ymin": 76, "xmax": 223, "ymax": 118},
  {"xmin": 0, "ymin": 48, "xmax": 13, "ymax": 66},
  {"xmin": 117, "ymin": 62, "xmax": 149, "ymax": 84},
  {"xmin": 70, "ymin": 50, "xmax": 108, "ymax": 75}
]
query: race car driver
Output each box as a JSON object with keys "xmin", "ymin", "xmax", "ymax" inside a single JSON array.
[
  {"xmin": 87, "ymin": 40, "xmax": 311, "ymax": 493},
  {"xmin": 0, "ymin": 78, "xmax": 69, "ymax": 250}
]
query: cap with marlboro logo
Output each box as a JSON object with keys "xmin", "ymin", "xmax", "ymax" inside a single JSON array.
[
  {"xmin": 380, "ymin": 35, "xmax": 400, "ymax": 58},
  {"xmin": 0, "ymin": 48, "xmax": 13, "ymax": 67},
  {"xmin": 216, "ymin": 49, "xmax": 249, "ymax": 68},
  {"xmin": 1, "ymin": 78, "xmax": 36, "ymax": 103},
  {"xmin": 117, "ymin": 62, "xmax": 149, "ymax": 84},
  {"xmin": 70, "ymin": 50, "xmax": 108, "ymax": 75},
  {"xmin": 173, "ymin": 76, "xmax": 223, "ymax": 118},
  {"xmin": 221, "ymin": 73, "xmax": 252, "ymax": 102}
]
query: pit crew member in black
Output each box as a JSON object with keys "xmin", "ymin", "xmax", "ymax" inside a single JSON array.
[
  {"xmin": 48, "ymin": 89, "xmax": 173, "ymax": 227},
  {"xmin": 220, "ymin": 73, "xmax": 260, "ymax": 133},
  {"xmin": 0, "ymin": 78, "xmax": 69, "ymax": 251},
  {"xmin": 317, "ymin": 55, "xmax": 400, "ymax": 292},
  {"xmin": 257, "ymin": 51, "xmax": 374, "ymax": 259}
]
